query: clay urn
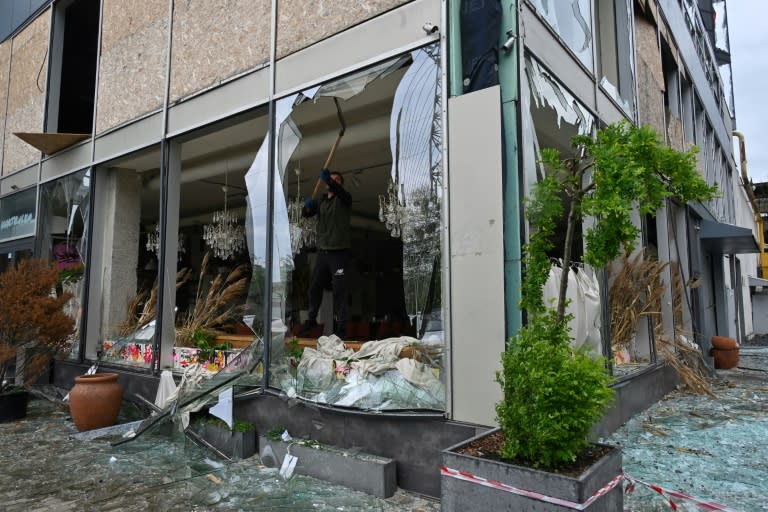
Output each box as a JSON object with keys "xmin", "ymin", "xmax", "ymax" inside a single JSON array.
[{"xmin": 69, "ymin": 372, "xmax": 124, "ymax": 432}]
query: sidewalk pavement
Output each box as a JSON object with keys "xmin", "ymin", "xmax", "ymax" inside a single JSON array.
[
  {"xmin": 0, "ymin": 398, "xmax": 439, "ymax": 512},
  {"xmin": 1, "ymin": 344, "xmax": 766, "ymax": 511},
  {"xmin": 611, "ymin": 343, "xmax": 768, "ymax": 511}
]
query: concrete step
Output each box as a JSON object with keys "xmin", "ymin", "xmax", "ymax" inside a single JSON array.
[{"xmin": 259, "ymin": 435, "xmax": 396, "ymax": 498}]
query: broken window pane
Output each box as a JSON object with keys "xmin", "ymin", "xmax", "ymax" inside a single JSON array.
[
  {"xmin": 596, "ymin": 0, "xmax": 635, "ymax": 115},
  {"xmin": 268, "ymin": 43, "xmax": 446, "ymax": 412},
  {"xmin": 529, "ymin": 0, "xmax": 594, "ymax": 70},
  {"xmin": 522, "ymin": 54, "xmax": 606, "ymax": 358}
]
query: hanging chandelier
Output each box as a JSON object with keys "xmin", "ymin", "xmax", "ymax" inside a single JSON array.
[
  {"xmin": 378, "ymin": 179, "xmax": 406, "ymax": 238},
  {"xmin": 203, "ymin": 183, "xmax": 245, "ymax": 260},
  {"xmin": 287, "ymin": 168, "xmax": 317, "ymax": 254},
  {"xmin": 146, "ymin": 224, "xmax": 186, "ymax": 258}
]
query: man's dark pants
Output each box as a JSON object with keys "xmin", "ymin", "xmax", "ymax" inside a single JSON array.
[{"xmin": 307, "ymin": 249, "xmax": 348, "ymax": 335}]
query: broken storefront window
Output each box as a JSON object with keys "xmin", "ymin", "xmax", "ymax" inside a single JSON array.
[{"xmin": 267, "ymin": 43, "xmax": 445, "ymax": 411}]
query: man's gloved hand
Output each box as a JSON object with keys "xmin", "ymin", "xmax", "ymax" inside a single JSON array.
[
  {"xmin": 303, "ymin": 198, "xmax": 316, "ymax": 209},
  {"xmin": 320, "ymin": 168, "xmax": 332, "ymax": 183}
]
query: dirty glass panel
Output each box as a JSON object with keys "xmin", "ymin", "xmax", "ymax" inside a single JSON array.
[
  {"xmin": 0, "ymin": 186, "xmax": 36, "ymax": 240},
  {"xmin": 528, "ymin": 0, "xmax": 593, "ymax": 70},
  {"xmin": 171, "ymin": 112, "xmax": 268, "ymax": 376},
  {"xmin": 37, "ymin": 169, "xmax": 90, "ymax": 359},
  {"xmin": 596, "ymin": 0, "xmax": 635, "ymax": 115},
  {"xmin": 96, "ymin": 153, "xmax": 161, "ymax": 369},
  {"xmin": 269, "ymin": 43, "xmax": 445, "ymax": 411}
]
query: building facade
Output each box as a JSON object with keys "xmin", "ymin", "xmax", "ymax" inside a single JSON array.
[{"xmin": 0, "ymin": 0, "xmax": 761, "ymax": 496}]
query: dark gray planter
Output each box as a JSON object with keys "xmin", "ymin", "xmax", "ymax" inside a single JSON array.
[
  {"xmin": 0, "ymin": 390, "xmax": 29, "ymax": 422},
  {"xmin": 196, "ymin": 424, "xmax": 256, "ymax": 460},
  {"xmin": 441, "ymin": 428, "xmax": 623, "ymax": 511}
]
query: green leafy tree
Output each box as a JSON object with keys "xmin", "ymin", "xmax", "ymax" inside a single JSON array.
[{"xmin": 496, "ymin": 122, "xmax": 718, "ymax": 469}]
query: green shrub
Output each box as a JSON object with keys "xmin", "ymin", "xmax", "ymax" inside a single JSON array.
[
  {"xmin": 495, "ymin": 121, "xmax": 718, "ymax": 470},
  {"xmin": 495, "ymin": 311, "xmax": 614, "ymax": 468}
]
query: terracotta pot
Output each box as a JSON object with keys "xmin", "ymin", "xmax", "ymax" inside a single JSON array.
[
  {"xmin": 711, "ymin": 336, "xmax": 738, "ymax": 350},
  {"xmin": 69, "ymin": 373, "xmax": 124, "ymax": 432},
  {"xmin": 710, "ymin": 348, "xmax": 740, "ymax": 369}
]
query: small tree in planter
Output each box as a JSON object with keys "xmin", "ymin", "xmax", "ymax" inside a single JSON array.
[
  {"xmin": 0, "ymin": 259, "xmax": 76, "ymax": 421},
  {"xmin": 442, "ymin": 122, "xmax": 718, "ymax": 511}
]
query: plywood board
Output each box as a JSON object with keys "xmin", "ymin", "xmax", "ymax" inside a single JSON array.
[
  {"xmin": 277, "ymin": 0, "xmax": 408, "ymax": 59},
  {"xmin": 3, "ymin": 13, "xmax": 49, "ymax": 174},
  {"xmin": 96, "ymin": 0, "xmax": 167, "ymax": 134},
  {"xmin": 170, "ymin": 0, "xmax": 270, "ymax": 102},
  {"xmin": 13, "ymin": 132, "xmax": 90, "ymax": 155}
]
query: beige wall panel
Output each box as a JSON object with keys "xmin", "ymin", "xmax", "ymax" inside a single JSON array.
[
  {"xmin": 96, "ymin": 0, "xmax": 168, "ymax": 134},
  {"xmin": 3, "ymin": 14, "xmax": 49, "ymax": 175},
  {"xmin": 0, "ymin": 41, "xmax": 11, "ymax": 173},
  {"xmin": 276, "ymin": 0, "xmax": 409, "ymax": 58},
  {"xmin": 170, "ymin": 0, "xmax": 270, "ymax": 102}
]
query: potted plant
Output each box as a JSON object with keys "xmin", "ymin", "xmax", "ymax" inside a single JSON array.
[
  {"xmin": 192, "ymin": 414, "xmax": 257, "ymax": 459},
  {"xmin": 0, "ymin": 259, "xmax": 76, "ymax": 422},
  {"xmin": 441, "ymin": 122, "xmax": 718, "ymax": 511}
]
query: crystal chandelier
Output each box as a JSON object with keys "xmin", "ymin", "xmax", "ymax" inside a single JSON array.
[
  {"xmin": 146, "ymin": 224, "xmax": 186, "ymax": 258},
  {"xmin": 287, "ymin": 168, "xmax": 317, "ymax": 254},
  {"xmin": 203, "ymin": 183, "xmax": 245, "ymax": 260},
  {"xmin": 378, "ymin": 179, "xmax": 406, "ymax": 238}
]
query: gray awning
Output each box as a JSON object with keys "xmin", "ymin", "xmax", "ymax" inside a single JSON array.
[
  {"xmin": 699, "ymin": 220, "xmax": 760, "ymax": 254},
  {"xmin": 748, "ymin": 276, "xmax": 768, "ymax": 287}
]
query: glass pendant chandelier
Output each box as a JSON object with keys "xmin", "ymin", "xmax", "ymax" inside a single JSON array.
[
  {"xmin": 145, "ymin": 224, "xmax": 186, "ymax": 258},
  {"xmin": 378, "ymin": 178, "xmax": 406, "ymax": 238},
  {"xmin": 203, "ymin": 177, "xmax": 245, "ymax": 260},
  {"xmin": 287, "ymin": 168, "xmax": 317, "ymax": 254}
]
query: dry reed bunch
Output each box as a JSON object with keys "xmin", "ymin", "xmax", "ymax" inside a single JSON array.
[
  {"xmin": 608, "ymin": 250, "xmax": 667, "ymax": 352},
  {"xmin": 175, "ymin": 252, "xmax": 249, "ymax": 345},
  {"xmin": 609, "ymin": 251, "xmax": 713, "ymax": 396},
  {"xmin": 117, "ymin": 267, "xmax": 193, "ymax": 336},
  {"xmin": 655, "ymin": 261, "xmax": 714, "ymax": 396}
]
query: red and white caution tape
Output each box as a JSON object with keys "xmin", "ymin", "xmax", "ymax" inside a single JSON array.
[
  {"xmin": 441, "ymin": 465, "xmax": 739, "ymax": 511},
  {"xmin": 440, "ymin": 465, "xmax": 623, "ymax": 510},
  {"xmin": 623, "ymin": 472, "xmax": 736, "ymax": 511}
]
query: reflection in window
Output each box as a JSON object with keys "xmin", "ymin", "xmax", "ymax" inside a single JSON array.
[
  {"xmin": 0, "ymin": 187, "xmax": 36, "ymax": 240},
  {"xmin": 38, "ymin": 169, "xmax": 91, "ymax": 359},
  {"xmin": 528, "ymin": 0, "xmax": 593, "ymax": 70},
  {"xmin": 268, "ymin": 44, "xmax": 445, "ymax": 411},
  {"xmin": 596, "ymin": 0, "xmax": 635, "ymax": 114}
]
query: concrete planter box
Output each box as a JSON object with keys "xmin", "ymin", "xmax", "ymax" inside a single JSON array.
[
  {"xmin": 441, "ymin": 428, "xmax": 623, "ymax": 511},
  {"xmin": 196, "ymin": 424, "xmax": 256, "ymax": 460},
  {"xmin": 259, "ymin": 435, "xmax": 396, "ymax": 498}
]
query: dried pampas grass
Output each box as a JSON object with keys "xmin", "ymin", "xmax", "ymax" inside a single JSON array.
[
  {"xmin": 609, "ymin": 251, "xmax": 713, "ymax": 396},
  {"xmin": 176, "ymin": 252, "xmax": 248, "ymax": 346}
]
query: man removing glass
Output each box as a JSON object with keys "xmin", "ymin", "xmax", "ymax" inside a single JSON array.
[{"xmin": 299, "ymin": 168, "xmax": 352, "ymax": 339}]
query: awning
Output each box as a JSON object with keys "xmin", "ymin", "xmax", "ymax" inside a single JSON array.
[
  {"xmin": 14, "ymin": 132, "xmax": 90, "ymax": 155},
  {"xmin": 699, "ymin": 220, "xmax": 760, "ymax": 254},
  {"xmin": 748, "ymin": 276, "xmax": 768, "ymax": 287}
]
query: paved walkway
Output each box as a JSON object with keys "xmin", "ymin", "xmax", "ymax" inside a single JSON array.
[
  {"xmin": 0, "ymin": 399, "xmax": 439, "ymax": 512},
  {"xmin": 611, "ymin": 344, "xmax": 768, "ymax": 511},
  {"xmin": 2, "ymin": 343, "xmax": 766, "ymax": 511}
]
